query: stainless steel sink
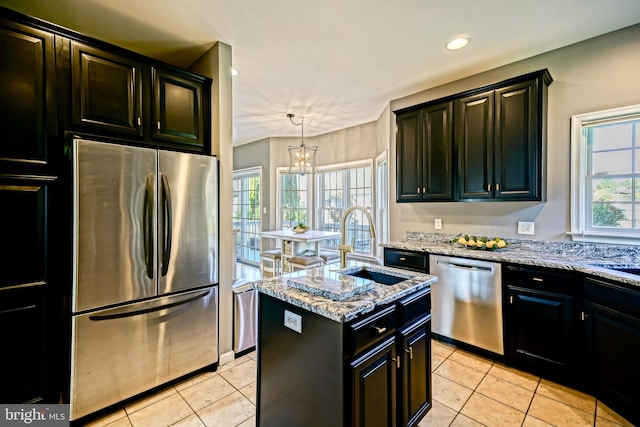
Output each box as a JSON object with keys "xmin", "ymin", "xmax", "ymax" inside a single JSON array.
[{"xmin": 343, "ymin": 268, "xmax": 408, "ymax": 285}]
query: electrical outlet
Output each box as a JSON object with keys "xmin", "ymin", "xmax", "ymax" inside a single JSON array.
[
  {"xmin": 434, "ymin": 218, "xmax": 442, "ymax": 230},
  {"xmin": 284, "ymin": 310, "xmax": 302, "ymax": 333},
  {"xmin": 517, "ymin": 221, "xmax": 535, "ymax": 235}
]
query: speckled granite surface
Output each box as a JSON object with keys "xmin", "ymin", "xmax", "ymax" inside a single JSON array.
[
  {"xmin": 251, "ymin": 262, "xmax": 436, "ymax": 323},
  {"xmin": 383, "ymin": 232, "xmax": 640, "ymax": 288}
]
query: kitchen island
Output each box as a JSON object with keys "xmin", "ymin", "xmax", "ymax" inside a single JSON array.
[{"xmin": 251, "ymin": 262, "xmax": 437, "ymax": 427}]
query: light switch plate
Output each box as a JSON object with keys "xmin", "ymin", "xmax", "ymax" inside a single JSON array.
[
  {"xmin": 284, "ymin": 310, "xmax": 302, "ymax": 333},
  {"xmin": 517, "ymin": 221, "xmax": 535, "ymax": 235},
  {"xmin": 434, "ymin": 218, "xmax": 442, "ymax": 230}
]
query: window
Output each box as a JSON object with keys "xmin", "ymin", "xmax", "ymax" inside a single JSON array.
[
  {"xmin": 232, "ymin": 167, "xmax": 262, "ymax": 265},
  {"xmin": 278, "ymin": 171, "xmax": 311, "ymax": 229},
  {"xmin": 276, "ymin": 160, "xmax": 377, "ymax": 256},
  {"xmin": 570, "ymin": 104, "xmax": 640, "ymax": 244},
  {"xmin": 317, "ymin": 161, "xmax": 373, "ymax": 254}
]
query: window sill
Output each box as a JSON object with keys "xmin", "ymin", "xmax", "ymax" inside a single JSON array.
[{"xmin": 567, "ymin": 231, "xmax": 640, "ymax": 246}]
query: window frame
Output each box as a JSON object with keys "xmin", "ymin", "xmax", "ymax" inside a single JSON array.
[
  {"xmin": 315, "ymin": 159, "xmax": 375, "ymax": 255},
  {"xmin": 276, "ymin": 167, "xmax": 314, "ymax": 230},
  {"xmin": 570, "ymin": 104, "xmax": 640, "ymax": 245}
]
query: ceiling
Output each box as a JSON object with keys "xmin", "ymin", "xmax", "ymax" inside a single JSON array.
[{"xmin": 2, "ymin": 0, "xmax": 640, "ymax": 145}]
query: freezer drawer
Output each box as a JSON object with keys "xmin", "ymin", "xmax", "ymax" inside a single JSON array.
[
  {"xmin": 70, "ymin": 287, "xmax": 218, "ymax": 421},
  {"xmin": 233, "ymin": 282, "xmax": 257, "ymax": 353}
]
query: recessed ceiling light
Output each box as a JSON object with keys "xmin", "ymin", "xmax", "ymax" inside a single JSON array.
[
  {"xmin": 231, "ymin": 67, "xmax": 239, "ymax": 76},
  {"xmin": 446, "ymin": 36, "xmax": 470, "ymax": 51}
]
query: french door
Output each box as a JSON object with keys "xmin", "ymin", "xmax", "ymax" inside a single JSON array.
[{"xmin": 232, "ymin": 167, "xmax": 262, "ymax": 266}]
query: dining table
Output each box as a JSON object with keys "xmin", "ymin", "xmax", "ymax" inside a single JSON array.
[{"xmin": 260, "ymin": 229, "xmax": 342, "ymax": 272}]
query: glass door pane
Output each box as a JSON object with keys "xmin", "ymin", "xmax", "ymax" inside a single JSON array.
[{"xmin": 233, "ymin": 170, "xmax": 261, "ymax": 266}]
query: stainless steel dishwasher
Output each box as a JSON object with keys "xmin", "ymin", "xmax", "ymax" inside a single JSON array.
[
  {"xmin": 233, "ymin": 280, "xmax": 257, "ymax": 354},
  {"xmin": 430, "ymin": 254, "xmax": 503, "ymax": 355}
]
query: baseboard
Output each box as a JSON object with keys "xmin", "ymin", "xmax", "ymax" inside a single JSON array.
[{"xmin": 219, "ymin": 350, "xmax": 235, "ymax": 366}]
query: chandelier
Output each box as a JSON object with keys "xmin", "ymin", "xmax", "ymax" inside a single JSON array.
[{"xmin": 287, "ymin": 113, "xmax": 318, "ymax": 175}]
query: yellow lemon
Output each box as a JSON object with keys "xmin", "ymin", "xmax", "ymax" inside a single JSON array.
[
  {"xmin": 498, "ymin": 240, "xmax": 506, "ymax": 248},
  {"xmin": 458, "ymin": 237, "xmax": 467, "ymax": 245},
  {"xmin": 476, "ymin": 240, "xmax": 484, "ymax": 248},
  {"xmin": 486, "ymin": 240, "xmax": 495, "ymax": 249},
  {"xmin": 467, "ymin": 239, "xmax": 476, "ymax": 246}
]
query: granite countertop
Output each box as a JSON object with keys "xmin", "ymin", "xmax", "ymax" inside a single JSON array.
[
  {"xmin": 251, "ymin": 261, "xmax": 436, "ymax": 323},
  {"xmin": 382, "ymin": 232, "xmax": 640, "ymax": 288}
]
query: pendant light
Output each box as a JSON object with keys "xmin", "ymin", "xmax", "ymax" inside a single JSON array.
[{"xmin": 287, "ymin": 113, "xmax": 318, "ymax": 175}]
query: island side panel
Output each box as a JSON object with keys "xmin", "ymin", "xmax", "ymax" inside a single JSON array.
[{"xmin": 257, "ymin": 293, "xmax": 345, "ymax": 427}]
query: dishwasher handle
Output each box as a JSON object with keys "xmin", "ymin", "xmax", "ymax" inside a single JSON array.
[{"xmin": 437, "ymin": 260, "xmax": 494, "ymax": 273}]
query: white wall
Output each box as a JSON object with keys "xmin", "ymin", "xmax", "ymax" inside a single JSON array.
[{"xmin": 386, "ymin": 24, "xmax": 640, "ymax": 242}]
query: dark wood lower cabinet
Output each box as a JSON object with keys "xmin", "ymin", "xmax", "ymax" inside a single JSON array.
[
  {"xmin": 583, "ymin": 278, "xmax": 640, "ymax": 424},
  {"xmin": 350, "ymin": 336, "xmax": 397, "ymax": 427},
  {"xmin": 258, "ymin": 290, "xmax": 432, "ymax": 427},
  {"xmin": 504, "ymin": 265, "xmax": 579, "ymax": 381},
  {"xmin": 0, "ymin": 290, "xmax": 48, "ymax": 403},
  {"xmin": 398, "ymin": 315, "xmax": 431, "ymax": 427}
]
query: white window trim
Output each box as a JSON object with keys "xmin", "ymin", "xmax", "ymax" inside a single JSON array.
[
  {"xmin": 569, "ymin": 104, "xmax": 640, "ymax": 245},
  {"xmin": 375, "ymin": 151, "xmax": 388, "ymax": 258},
  {"xmin": 275, "ymin": 166, "xmax": 314, "ymax": 229}
]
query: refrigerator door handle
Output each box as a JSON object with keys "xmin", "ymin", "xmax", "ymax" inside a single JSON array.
[
  {"xmin": 160, "ymin": 173, "xmax": 173, "ymax": 276},
  {"xmin": 88, "ymin": 290, "xmax": 210, "ymax": 321},
  {"xmin": 143, "ymin": 173, "xmax": 155, "ymax": 279}
]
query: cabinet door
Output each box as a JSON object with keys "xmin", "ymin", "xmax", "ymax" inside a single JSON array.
[
  {"xmin": 152, "ymin": 67, "xmax": 206, "ymax": 150},
  {"xmin": 507, "ymin": 286, "xmax": 576, "ymax": 372},
  {"xmin": 0, "ymin": 178, "xmax": 55, "ymax": 403},
  {"xmin": 455, "ymin": 90, "xmax": 494, "ymax": 200},
  {"xmin": 584, "ymin": 301, "xmax": 640, "ymax": 422},
  {"xmin": 350, "ymin": 336, "xmax": 397, "ymax": 427},
  {"xmin": 396, "ymin": 109, "xmax": 423, "ymax": 202},
  {"xmin": 0, "ymin": 20, "xmax": 55, "ymax": 174},
  {"xmin": 494, "ymin": 79, "xmax": 540, "ymax": 200},
  {"xmin": 398, "ymin": 316, "xmax": 431, "ymax": 427},
  {"xmin": 71, "ymin": 41, "xmax": 143, "ymax": 137},
  {"xmin": 422, "ymin": 102, "xmax": 453, "ymax": 201}
]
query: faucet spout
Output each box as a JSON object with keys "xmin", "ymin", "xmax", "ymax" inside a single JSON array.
[{"xmin": 338, "ymin": 206, "xmax": 377, "ymax": 269}]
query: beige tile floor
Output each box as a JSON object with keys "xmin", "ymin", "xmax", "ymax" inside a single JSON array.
[{"xmin": 82, "ymin": 339, "xmax": 635, "ymax": 427}]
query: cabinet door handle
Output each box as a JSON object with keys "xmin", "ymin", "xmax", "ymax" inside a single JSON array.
[
  {"xmin": 417, "ymin": 187, "xmax": 421, "ymax": 194},
  {"xmin": 532, "ymin": 277, "xmax": 544, "ymax": 282},
  {"xmin": 405, "ymin": 347, "xmax": 413, "ymax": 359},
  {"xmin": 399, "ymin": 257, "xmax": 406, "ymax": 261},
  {"xmin": 509, "ymin": 295, "xmax": 513, "ymax": 304},
  {"xmin": 496, "ymin": 183, "xmax": 500, "ymax": 191},
  {"xmin": 157, "ymin": 121, "xmax": 162, "ymax": 130},
  {"xmin": 423, "ymin": 187, "xmax": 426, "ymax": 194},
  {"xmin": 137, "ymin": 117, "xmax": 142, "ymax": 126},
  {"xmin": 581, "ymin": 312, "xmax": 589, "ymax": 321},
  {"xmin": 370, "ymin": 325, "xmax": 387, "ymax": 335},
  {"xmin": 488, "ymin": 184, "xmax": 491, "ymax": 191},
  {"xmin": 392, "ymin": 356, "xmax": 400, "ymax": 369}
]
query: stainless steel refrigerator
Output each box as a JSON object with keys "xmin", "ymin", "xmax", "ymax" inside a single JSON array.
[{"xmin": 69, "ymin": 139, "xmax": 219, "ymax": 421}]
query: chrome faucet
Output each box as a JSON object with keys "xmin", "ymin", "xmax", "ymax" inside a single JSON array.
[{"xmin": 338, "ymin": 206, "xmax": 377, "ymax": 269}]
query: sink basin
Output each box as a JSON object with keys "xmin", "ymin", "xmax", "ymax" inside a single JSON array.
[{"xmin": 343, "ymin": 269, "xmax": 408, "ymax": 285}]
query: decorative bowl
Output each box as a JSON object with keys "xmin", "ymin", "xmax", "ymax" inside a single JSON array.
[
  {"xmin": 451, "ymin": 234, "xmax": 508, "ymax": 251},
  {"xmin": 293, "ymin": 227, "xmax": 310, "ymax": 233}
]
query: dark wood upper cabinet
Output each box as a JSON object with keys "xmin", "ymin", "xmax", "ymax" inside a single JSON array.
[
  {"xmin": 396, "ymin": 102, "xmax": 453, "ymax": 202},
  {"xmin": 152, "ymin": 67, "xmax": 207, "ymax": 150},
  {"xmin": 455, "ymin": 91, "xmax": 494, "ymax": 200},
  {"xmin": 70, "ymin": 41, "xmax": 143, "ymax": 137},
  {"xmin": 395, "ymin": 69, "xmax": 552, "ymax": 202},
  {"xmin": 494, "ymin": 79, "xmax": 541, "ymax": 200},
  {"xmin": 396, "ymin": 109, "xmax": 422, "ymax": 202},
  {"xmin": 0, "ymin": 19, "xmax": 56, "ymax": 173}
]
